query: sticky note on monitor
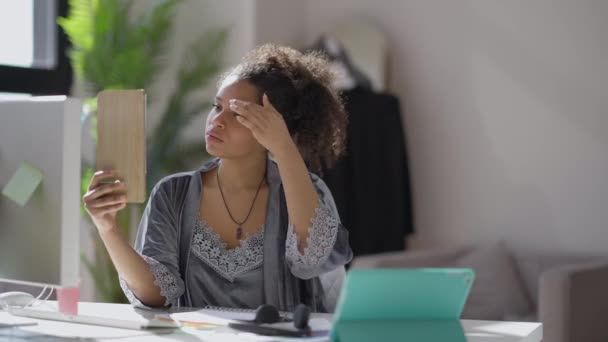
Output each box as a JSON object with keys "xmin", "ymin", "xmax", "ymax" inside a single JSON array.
[{"xmin": 2, "ymin": 161, "xmax": 43, "ymax": 206}]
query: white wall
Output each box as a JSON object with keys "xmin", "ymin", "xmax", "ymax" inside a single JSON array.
[
  {"xmin": 253, "ymin": 0, "xmax": 307, "ymax": 47},
  {"xmin": 135, "ymin": 0, "xmax": 256, "ymax": 142},
  {"xmin": 299, "ymin": 0, "xmax": 608, "ymax": 253}
]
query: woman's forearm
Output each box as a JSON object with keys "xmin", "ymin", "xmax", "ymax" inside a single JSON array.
[
  {"xmin": 98, "ymin": 225, "xmax": 165, "ymax": 307},
  {"xmin": 273, "ymin": 143, "xmax": 321, "ymax": 252}
]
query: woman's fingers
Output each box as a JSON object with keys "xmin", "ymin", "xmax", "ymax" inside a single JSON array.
[
  {"xmin": 83, "ymin": 183, "xmax": 127, "ymax": 217},
  {"xmin": 84, "ymin": 181, "xmax": 126, "ymax": 202},
  {"xmin": 94, "ymin": 201, "xmax": 127, "ymax": 217},
  {"xmin": 235, "ymin": 114, "xmax": 257, "ymax": 131},
  {"xmin": 230, "ymin": 99, "xmax": 268, "ymax": 128},
  {"xmin": 88, "ymin": 170, "xmax": 120, "ymax": 190},
  {"xmin": 87, "ymin": 194, "xmax": 127, "ymax": 209}
]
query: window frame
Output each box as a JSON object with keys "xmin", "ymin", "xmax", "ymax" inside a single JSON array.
[{"xmin": 0, "ymin": 0, "xmax": 72, "ymax": 95}]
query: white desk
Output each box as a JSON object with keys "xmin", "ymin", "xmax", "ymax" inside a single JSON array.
[{"xmin": 0, "ymin": 302, "xmax": 542, "ymax": 341}]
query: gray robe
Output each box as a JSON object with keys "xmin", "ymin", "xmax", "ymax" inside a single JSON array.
[{"xmin": 120, "ymin": 157, "xmax": 353, "ymax": 312}]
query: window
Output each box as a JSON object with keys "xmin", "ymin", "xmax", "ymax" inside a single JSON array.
[{"xmin": 0, "ymin": 0, "xmax": 71, "ymax": 95}]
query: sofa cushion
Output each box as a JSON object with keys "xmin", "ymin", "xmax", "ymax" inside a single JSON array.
[
  {"xmin": 453, "ymin": 242, "xmax": 531, "ymax": 320},
  {"xmin": 512, "ymin": 252, "xmax": 600, "ymax": 308}
]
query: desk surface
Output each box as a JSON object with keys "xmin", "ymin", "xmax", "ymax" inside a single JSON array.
[{"xmin": 0, "ymin": 302, "xmax": 542, "ymax": 342}]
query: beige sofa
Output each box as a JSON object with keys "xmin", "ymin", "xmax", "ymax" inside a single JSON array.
[{"xmin": 352, "ymin": 242, "xmax": 608, "ymax": 342}]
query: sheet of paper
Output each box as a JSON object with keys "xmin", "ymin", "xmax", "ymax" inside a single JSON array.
[
  {"xmin": 170, "ymin": 309, "xmax": 256, "ymax": 326},
  {"xmin": 177, "ymin": 321, "xmax": 331, "ymax": 341},
  {"xmin": 178, "ymin": 327, "xmax": 331, "ymax": 342},
  {"xmin": 2, "ymin": 161, "xmax": 43, "ymax": 206}
]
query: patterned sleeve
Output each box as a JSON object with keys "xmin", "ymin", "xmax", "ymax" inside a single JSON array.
[
  {"xmin": 119, "ymin": 179, "xmax": 185, "ymax": 308},
  {"xmin": 285, "ymin": 174, "xmax": 353, "ymax": 279}
]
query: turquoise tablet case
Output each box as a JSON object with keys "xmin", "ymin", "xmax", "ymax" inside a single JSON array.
[
  {"xmin": 330, "ymin": 268, "xmax": 475, "ymax": 342},
  {"xmin": 332, "ymin": 320, "xmax": 466, "ymax": 341}
]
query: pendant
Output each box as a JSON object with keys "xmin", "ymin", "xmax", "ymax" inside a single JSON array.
[{"xmin": 236, "ymin": 226, "xmax": 243, "ymax": 240}]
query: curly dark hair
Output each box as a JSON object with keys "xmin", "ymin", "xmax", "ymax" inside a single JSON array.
[{"xmin": 220, "ymin": 44, "xmax": 347, "ymax": 173}]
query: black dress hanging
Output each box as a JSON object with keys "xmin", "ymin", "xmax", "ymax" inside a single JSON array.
[{"xmin": 322, "ymin": 86, "xmax": 415, "ymax": 257}]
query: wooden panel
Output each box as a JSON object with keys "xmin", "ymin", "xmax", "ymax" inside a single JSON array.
[{"xmin": 96, "ymin": 89, "xmax": 146, "ymax": 203}]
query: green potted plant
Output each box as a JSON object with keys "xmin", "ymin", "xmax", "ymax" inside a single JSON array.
[{"xmin": 58, "ymin": 0, "xmax": 226, "ymax": 302}]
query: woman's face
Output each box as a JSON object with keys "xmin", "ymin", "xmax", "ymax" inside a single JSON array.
[{"xmin": 205, "ymin": 76, "xmax": 265, "ymax": 159}]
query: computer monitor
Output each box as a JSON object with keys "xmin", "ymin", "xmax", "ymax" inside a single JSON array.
[
  {"xmin": 0, "ymin": 97, "xmax": 181, "ymax": 329},
  {"xmin": 0, "ymin": 96, "xmax": 81, "ymax": 305}
]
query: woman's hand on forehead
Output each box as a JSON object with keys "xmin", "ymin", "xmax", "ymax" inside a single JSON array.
[{"xmin": 229, "ymin": 94, "xmax": 296, "ymax": 159}]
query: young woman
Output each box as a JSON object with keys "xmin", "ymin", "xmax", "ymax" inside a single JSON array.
[{"xmin": 83, "ymin": 44, "xmax": 353, "ymax": 312}]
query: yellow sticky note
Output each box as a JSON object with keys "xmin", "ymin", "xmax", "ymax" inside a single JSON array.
[{"xmin": 2, "ymin": 161, "xmax": 43, "ymax": 206}]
